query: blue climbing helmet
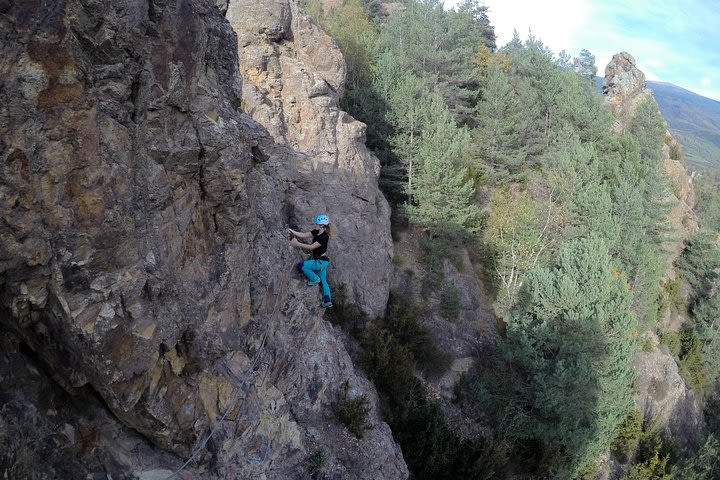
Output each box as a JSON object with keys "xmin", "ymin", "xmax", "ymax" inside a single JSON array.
[{"xmin": 314, "ymin": 214, "xmax": 330, "ymax": 225}]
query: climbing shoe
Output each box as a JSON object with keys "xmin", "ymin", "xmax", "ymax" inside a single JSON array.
[
  {"xmin": 306, "ymin": 280, "xmax": 319, "ymax": 287},
  {"xmin": 321, "ymin": 295, "xmax": 332, "ymax": 308}
]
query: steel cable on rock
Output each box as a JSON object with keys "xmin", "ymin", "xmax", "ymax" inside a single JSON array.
[{"xmin": 164, "ymin": 235, "xmax": 299, "ymax": 480}]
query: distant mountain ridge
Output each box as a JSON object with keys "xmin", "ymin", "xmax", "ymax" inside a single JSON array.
[
  {"xmin": 648, "ymin": 81, "xmax": 720, "ymax": 171},
  {"xmin": 597, "ymin": 77, "xmax": 720, "ymax": 171}
]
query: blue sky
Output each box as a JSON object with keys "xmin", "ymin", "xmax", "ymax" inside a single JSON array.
[{"xmin": 444, "ymin": 0, "xmax": 720, "ymax": 101}]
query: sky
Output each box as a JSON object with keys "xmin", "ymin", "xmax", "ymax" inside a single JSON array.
[{"xmin": 444, "ymin": 0, "xmax": 720, "ymax": 102}]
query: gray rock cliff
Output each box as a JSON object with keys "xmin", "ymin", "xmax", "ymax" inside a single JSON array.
[{"xmin": 0, "ymin": 0, "xmax": 405, "ymax": 478}]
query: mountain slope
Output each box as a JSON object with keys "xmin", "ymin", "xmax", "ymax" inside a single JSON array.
[
  {"xmin": 648, "ymin": 81, "xmax": 720, "ymax": 171},
  {"xmin": 596, "ymin": 77, "xmax": 720, "ymax": 171}
]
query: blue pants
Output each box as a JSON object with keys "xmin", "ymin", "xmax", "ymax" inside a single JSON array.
[{"xmin": 298, "ymin": 259, "xmax": 331, "ymax": 303}]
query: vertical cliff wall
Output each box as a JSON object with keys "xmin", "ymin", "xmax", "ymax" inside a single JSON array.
[
  {"xmin": 225, "ymin": 0, "xmax": 393, "ymax": 316},
  {"xmin": 0, "ymin": 0, "xmax": 405, "ymax": 478}
]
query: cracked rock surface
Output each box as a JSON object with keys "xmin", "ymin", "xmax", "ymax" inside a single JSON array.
[{"xmin": 0, "ymin": 0, "xmax": 405, "ymax": 478}]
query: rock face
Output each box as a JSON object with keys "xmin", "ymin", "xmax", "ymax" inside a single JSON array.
[
  {"xmin": 603, "ymin": 54, "xmax": 704, "ymax": 454},
  {"xmin": 602, "ymin": 52, "xmax": 650, "ymax": 132},
  {"xmin": 226, "ymin": 0, "xmax": 393, "ymax": 316},
  {"xmin": 0, "ymin": 0, "xmax": 404, "ymax": 478},
  {"xmin": 633, "ymin": 337, "xmax": 705, "ymax": 453}
]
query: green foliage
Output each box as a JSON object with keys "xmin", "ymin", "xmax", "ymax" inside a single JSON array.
[
  {"xmin": 307, "ymin": 449, "xmax": 328, "ymax": 475},
  {"xmin": 483, "ymin": 187, "xmax": 557, "ymax": 312},
  {"xmin": 693, "ymin": 290, "xmax": 720, "ymax": 389},
  {"xmin": 358, "ymin": 297, "xmax": 489, "ymax": 478},
  {"xmin": 616, "ymin": 419, "xmax": 675, "ymax": 479},
  {"xmin": 377, "ymin": 0, "xmax": 494, "ymax": 125},
  {"xmin": 607, "ymin": 135, "xmax": 669, "ymax": 325},
  {"xmin": 659, "ymin": 330, "xmax": 682, "ymax": 358},
  {"xmin": 677, "ymin": 327, "xmax": 707, "ymax": 394},
  {"xmin": 672, "ymin": 231, "xmax": 720, "ymax": 397},
  {"xmin": 308, "ymin": 4, "xmax": 689, "ymax": 475},
  {"xmin": 611, "ymin": 408, "xmax": 644, "ymax": 463},
  {"xmin": 572, "ymin": 49, "xmax": 597, "ymax": 80},
  {"xmin": 671, "ymin": 434, "xmax": 720, "ymax": 480},
  {"xmin": 669, "ymin": 141, "xmax": 683, "ymax": 161},
  {"xmin": 694, "ymin": 170, "xmax": 720, "ymax": 230},
  {"xmin": 405, "ymin": 94, "xmax": 480, "ymax": 234},
  {"xmin": 473, "ymin": 63, "xmax": 528, "ymax": 178},
  {"xmin": 439, "ymin": 284, "xmax": 461, "ymax": 320},
  {"xmin": 303, "ymin": 0, "xmax": 378, "ymax": 105},
  {"xmin": 368, "ymin": 296, "xmax": 451, "ymax": 379},
  {"xmin": 419, "ymin": 234, "xmax": 463, "ymax": 290},
  {"xmin": 663, "ymin": 277, "xmax": 686, "ymax": 313},
  {"xmin": 394, "ymin": 402, "xmax": 458, "ymax": 478},
  {"xmin": 499, "ymin": 238, "xmax": 638, "ymax": 475},
  {"xmin": 620, "ymin": 445, "xmax": 672, "ymax": 480},
  {"xmin": 334, "ymin": 381, "xmax": 372, "ymax": 439},
  {"xmin": 365, "ymin": 0, "xmax": 496, "ymax": 207},
  {"xmin": 676, "ymin": 231, "xmax": 720, "ymax": 297},
  {"xmin": 630, "ymin": 97, "xmax": 667, "ymax": 164}
]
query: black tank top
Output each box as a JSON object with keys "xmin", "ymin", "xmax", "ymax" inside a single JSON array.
[{"xmin": 311, "ymin": 229, "xmax": 329, "ymax": 259}]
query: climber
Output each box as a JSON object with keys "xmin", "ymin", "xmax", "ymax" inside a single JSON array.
[{"xmin": 289, "ymin": 214, "xmax": 334, "ymax": 308}]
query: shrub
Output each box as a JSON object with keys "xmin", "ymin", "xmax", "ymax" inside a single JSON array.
[
  {"xmin": 669, "ymin": 142, "xmax": 683, "ymax": 162},
  {"xmin": 419, "ymin": 235, "xmax": 464, "ymax": 290},
  {"xmin": 641, "ymin": 336, "xmax": 654, "ymax": 353},
  {"xmin": 439, "ymin": 284, "xmax": 461, "ymax": 320},
  {"xmin": 378, "ymin": 296, "xmax": 452, "ymax": 378},
  {"xmin": 659, "ymin": 331, "xmax": 681, "ymax": 358},
  {"xmin": 671, "ymin": 434, "xmax": 720, "ymax": 479},
  {"xmin": 621, "ymin": 444, "xmax": 671, "ymax": 480},
  {"xmin": 334, "ymin": 381, "xmax": 372, "ymax": 439},
  {"xmin": 394, "ymin": 402, "xmax": 458, "ymax": 478},
  {"xmin": 611, "ymin": 408, "xmax": 643, "ymax": 463},
  {"xmin": 307, "ymin": 449, "xmax": 328, "ymax": 475},
  {"xmin": 678, "ymin": 327, "xmax": 707, "ymax": 395},
  {"xmin": 663, "ymin": 278, "xmax": 685, "ymax": 312}
]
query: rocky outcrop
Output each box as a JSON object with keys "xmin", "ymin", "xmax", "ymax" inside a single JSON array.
[
  {"xmin": 633, "ymin": 334, "xmax": 705, "ymax": 453},
  {"xmin": 0, "ymin": 0, "xmax": 404, "ymax": 478},
  {"xmin": 603, "ymin": 53, "xmax": 704, "ymax": 453},
  {"xmin": 602, "ymin": 52, "xmax": 651, "ymax": 133}
]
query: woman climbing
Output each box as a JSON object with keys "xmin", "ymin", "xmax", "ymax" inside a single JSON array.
[{"xmin": 289, "ymin": 214, "xmax": 334, "ymax": 308}]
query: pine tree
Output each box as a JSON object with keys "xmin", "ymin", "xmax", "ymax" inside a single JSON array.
[
  {"xmin": 501, "ymin": 33, "xmax": 563, "ymax": 156},
  {"xmin": 501, "ymin": 238, "xmax": 637, "ymax": 476},
  {"xmin": 474, "ymin": 63, "xmax": 527, "ymax": 178},
  {"xmin": 671, "ymin": 434, "xmax": 720, "ymax": 480},
  {"xmin": 383, "ymin": 69, "xmax": 430, "ymax": 204},
  {"xmin": 406, "ymin": 94, "xmax": 479, "ymax": 235},
  {"xmin": 573, "ymin": 49, "xmax": 597, "ymax": 80},
  {"xmin": 376, "ymin": 0, "xmax": 493, "ymax": 125},
  {"xmin": 630, "ymin": 97, "xmax": 666, "ymax": 164}
]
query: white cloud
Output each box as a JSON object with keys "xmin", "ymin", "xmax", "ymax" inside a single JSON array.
[
  {"xmin": 481, "ymin": 0, "xmax": 591, "ymax": 55},
  {"xmin": 701, "ymin": 77, "xmax": 712, "ymax": 87}
]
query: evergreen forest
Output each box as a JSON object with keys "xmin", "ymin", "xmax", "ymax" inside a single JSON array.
[{"xmin": 305, "ymin": 0, "xmax": 720, "ymax": 478}]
